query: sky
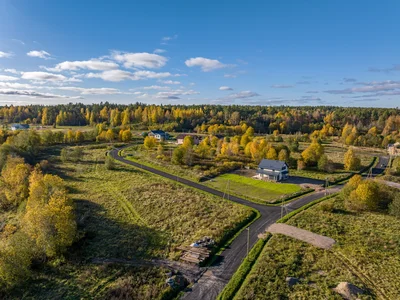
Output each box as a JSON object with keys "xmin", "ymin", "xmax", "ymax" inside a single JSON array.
[{"xmin": 0, "ymin": 0, "xmax": 399, "ymax": 107}]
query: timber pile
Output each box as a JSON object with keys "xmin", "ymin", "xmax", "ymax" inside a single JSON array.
[{"xmin": 178, "ymin": 237, "xmax": 215, "ymax": 265}]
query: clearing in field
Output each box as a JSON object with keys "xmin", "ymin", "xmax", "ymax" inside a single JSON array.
[
  {"xmin": 7, "ymin": 145, "xmax": 253, "ymax": 299},
  {"xmin": 204, "ymin": 173, "xmax": 301, "ymax": 203},
  {"xmin": 235, "ymin": 196, "xmax": 400, "ymax": 299}
]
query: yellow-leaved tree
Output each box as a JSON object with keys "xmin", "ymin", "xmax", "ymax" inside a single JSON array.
[
  {"xmin": 344, "ymin": 147, "xmax": 361, "ymax": 171},
  {"xmin": 0, "ymin": 156, "xmax": 30, "ymax": 209},
  {"xmin": 22, "ymin": 167, "xmax": 76, "ymax": 258}
]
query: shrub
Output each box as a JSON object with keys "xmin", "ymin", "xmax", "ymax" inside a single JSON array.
[
  {"xmin": 319, "ymin": 201, "xmax": 334, "ymax": 212},
  {"xmin": 105, "ymin": 156, "xmax": 115, "ymax": 170},
  {"xmin": 389, "ymin": 194, "xmax": 400, "ymax": 218},
  {"xmin": 345, "ymin": 180, "xmax": 380, "ymax": 211}
]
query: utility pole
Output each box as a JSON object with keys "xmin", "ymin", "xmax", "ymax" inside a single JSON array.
[{"xmin": 246, "ymin": 227, "xmax": 250, "ymax": 256}]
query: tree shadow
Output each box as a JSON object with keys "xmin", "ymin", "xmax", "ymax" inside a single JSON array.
[{"xmin": 332, "ymin": 208, "xmax": 356, "ymax": 215}]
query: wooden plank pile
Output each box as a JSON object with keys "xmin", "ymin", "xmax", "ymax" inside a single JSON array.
[{"xmin": 178, "ymin": 236, "xmax": 215, "ymax": 265}]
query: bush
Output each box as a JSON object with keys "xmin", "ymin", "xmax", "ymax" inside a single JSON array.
[
  {"xmin": 389, "ymin": 194, "xmax": 400, "ymax": 218},
  {"xmin": 105, "ymin": 156, "xmax": 115, "ymax": 170},
  {"xmin": 319, "ymin": 201, "xmax": 334, "ymax": 212}
]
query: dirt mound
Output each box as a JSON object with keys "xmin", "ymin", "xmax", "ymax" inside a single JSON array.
[{"xmin": 333, "ymin": 282, "xmax": 364, "ymax": 299}]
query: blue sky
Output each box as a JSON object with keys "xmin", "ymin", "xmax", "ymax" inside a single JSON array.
[{"xmin": 0, "ymin": 0, "xmax": 399, "ymax": 107}]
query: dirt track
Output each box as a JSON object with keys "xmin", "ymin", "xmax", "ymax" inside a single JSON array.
[{"xmin": 110, "ymin": 148, "xmax": 388, "ymax": 300}]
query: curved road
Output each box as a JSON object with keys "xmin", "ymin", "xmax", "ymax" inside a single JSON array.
[{"xmin": 110, "ymin": 149, "xmax": 388, "ymax": 300}]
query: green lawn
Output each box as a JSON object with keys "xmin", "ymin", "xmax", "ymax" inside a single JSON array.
[
  {"xmin": 204, "ymin": 173, "xmax": 301, "ymax": 203},
  {"xmin": 235, "ymin": 195, "xmax": 400, "ymax": 299},
  {"xmin": 6, "ymin": 145, "xmax": 252, "ymax": 299}
]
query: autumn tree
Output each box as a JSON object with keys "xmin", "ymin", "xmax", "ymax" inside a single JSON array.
[
  {"xmin": 22, "ymin": 168, "xmax": 76, "ymax": 257},
  {"xmin": 121, "ymin": 130, "xmax": 132, "ymax": 142},
  {"xmin": 301, "ymin": 140, "xmax": 324, "ymax": 166},
  {"xmin": 266, "ymin": 147, "xmax": 278, "ymax": 160},
  {"xmin": 344, "ymin": 147, "xmax": 361, "ymax": 171},
  {"xmin": 105, "ymin": 129, "xmax": 115, "ymax": 142},
  {"xmin": 143, "ymin": 136, "xmax": 157, "ymax": 149},
  {"xmin": 278, "ymin": 149, "xmax": 289, "ymax": 162},
  {"xmin": 0, "ymin": 156, "xmax": 30, "ymax": 209},
  {"xmin": 345, "ymin": 179, "xmax": 381, "ymax": 211},
  {"xmin": 172, "ymin": 146, "xmax": 185, "ymax": 165},
  {"xmin": 75, "ymin": 131, "xmax": 84, "ymax": 143}
]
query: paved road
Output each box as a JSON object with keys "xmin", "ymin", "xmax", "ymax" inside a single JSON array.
[{"xmin": 110, "ymin": 149, "xmax": 388, "ymax": 300}]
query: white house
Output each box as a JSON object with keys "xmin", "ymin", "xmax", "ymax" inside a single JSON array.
[
  {"xmin": 256, "ymin": 159, "xmax": 289, "ymax": 181},
  {"xmin": 388, "ymin": 142, "xmax": 400, "ymax": 156},
  {"xmin": 148, "ymin": 130, "xmax": 169, "ymax": 141},
  {"xmin": 10, "ymin": 124, "xmax": 30, "ymax": 131}
]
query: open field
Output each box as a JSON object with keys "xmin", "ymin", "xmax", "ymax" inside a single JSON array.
[
  {"xmin": 203, "ymin": 174, "xmax": 301, "ymax": 203},
  {"xmin": 122, "ymin": 145, "xmax": 205, "ymax": 181},
  {"xmin": 235, "ymin": 195, "xmax": 400, "ymax": 299},
  {"xmin": 6, "ymin": 145, "xmax": 252, "ymax": 299}
]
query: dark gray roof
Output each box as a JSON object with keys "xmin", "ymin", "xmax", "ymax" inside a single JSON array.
[
  {"xmin": 258, "ymin": 159, "xmax": 287, "ymax": 170},
  {"xmin": 150, "ymin": 130, "xmax": 166, "ymax": 135}
]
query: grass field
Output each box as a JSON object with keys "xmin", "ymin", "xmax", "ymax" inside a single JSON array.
[
  {"xmin": 235, "ymin": 196, "xmax": 400, "ymax": 299},
  {"xmin": 6, "ymin": 145, "xmax": 252, "ymax": 299},
  {"xmin": 204, "ymin": 174, "xmax": 301, "ymax": 203}
]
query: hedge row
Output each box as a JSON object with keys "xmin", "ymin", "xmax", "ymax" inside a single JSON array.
[{"xmin": 216, "ymin": 234, "xmax": 271, "ymax": 300}]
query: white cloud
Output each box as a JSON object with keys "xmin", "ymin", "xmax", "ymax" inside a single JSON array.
[
  {"xmin": 57, "ymin": 87, "xmax": 121, "ymax": 95},
  {"xmin": 223, "ymin": 91, "xmax": 259, "ymax": 100},
  {"xmin": 162, "ymin": 34, "xmax": 178, "ymax": 41},
  {"xmin": 11, "ymin": 39, "xmax": 25, "ymax": 45},
  {"xmin": 219, "ymin": 86, "xmax": 233, "ymax": 91},
  {"xmin": 154, "ymin": 49, "xmax": 166, "ymax": 54},
  {"xmin": 0, "ymin": 88, "xmax": 82, "ymax": 99},
  {"xmin": 224, "ymin": 74, "xmax": 237, "ymax": 78},
  {"xmin": 156, "ymin": 89, "xmax": 199, "ymax": 99},
  {"xmin": 160, "ymin": 80, "xmax": 180, "ymax": 84},
  {"xmin": 3, "ymin": 69, "xmax": 19, "ymax": 74},
  {"xmin": 0, "ymin": 51, "xmax": 13, "ymax": 58},
  {"xmin": 325, "ymin": 80, "xmax": 400, "ymax": 94},
  {"xmin": 0, "ymin": 82, "xmax": 34, "ymax": 89},
  {"xmin": 52, "ymin": 59, "xmax": 119, "ymax": 71},
  {"xmin": 21, "ymin": 71, "xmax": 67, "ymax": 82},
  {"xmin": 185, "ymin": 57, "xmax": 229, "ymax": 72},
  {"xmin": 141, "ymin": 85, "xmax": 171, "ymax": 90},
  {"xmin": 271, "ymin": 84, "xmax": 294, "ymax": 88},
  {"xmin": 86, "ymin": 70, "xmax": 133, "ymax": 82},
  {"xmin": 86, "ymin": 69, "xmax": 173, "ymax": 82},
  {"xmin": 0, "ymin": 75, "xmax": 19, "ymax": 81},
  {"xmin": 112, "ymin": 51, "xmax": 168, "ymax": 69},
  {"xmin": 134, "ymin": 70, "xmax": 171, "ymax": 79},
  {"xmin": 27, "ymin": 50, "xmax": 51, "ymax": 59}
]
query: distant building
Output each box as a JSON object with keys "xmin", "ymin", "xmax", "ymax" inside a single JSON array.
[
  {"xmin": 388, "ymin": 142, "xmax": 400, "ymax": 156},
  {"xmin": 176, "ymin": 134, "xmax": 203, "ymax": 145},
  {"xmin": 257, "ymin": 159, "xmax": 289, "ymax": 181},
  {"xmin": 148, "ymin": 130, "xmax": 169, "ymax": 141},
  {"xmin": 10, "ymin": 124, "xmax": 30, "ymax": 131}
]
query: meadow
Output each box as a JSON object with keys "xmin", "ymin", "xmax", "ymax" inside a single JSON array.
[
  {"xmin": 235, "ymin": 196, "xmax": 400, "ymax": 299},
  {"xmin": 204, "ymin": 173, "xmax": 301, "ymax": 203},
  {"xmin": 6, "ymin": 145, "xmax": 252, "ymax": 299}
]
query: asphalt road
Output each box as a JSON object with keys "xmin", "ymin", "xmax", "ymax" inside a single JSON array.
[{"xmin": 109, "ymin": 149, "xmax": 388, "ymax": 300}]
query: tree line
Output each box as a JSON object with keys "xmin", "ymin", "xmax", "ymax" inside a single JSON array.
[{"xmin": 1, "ymin": 103, "xmax": 399, "ymax": 136}]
